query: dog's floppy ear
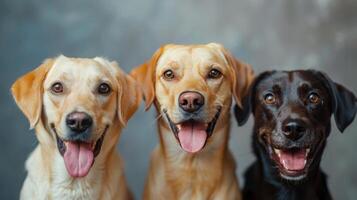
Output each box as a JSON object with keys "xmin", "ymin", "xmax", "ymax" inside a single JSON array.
[
  {"xmin": 94, "ymin": 58, "xmax": 141, "ymax": 126},
  {"xmin": 11, "ymin": 59, "xmax": 54, "ymax": 129},
  {"xmin": 234, "ymin": 71, "xmax": 275, "ymax": 126},
  {"xmin": 130, "ymin": 47, "xmax": 164, "ymax": 111},
  {"xmin": 315, "ymin": 71, "xmax": 357, "ymax": 132},
  {"xmin": 333, "ymin": 83, "xmax": 356, "ymax": 132},
  {"xmin": 96, "ymin": 59, "xmax": 142, "ymax": 127},
  {"xmin": 117, "ymin": 72, "xmax": 142, "ymax": 126},
  {"xmin": 210, "ymin": 43, "xmax": 254, "ymax": 108}
]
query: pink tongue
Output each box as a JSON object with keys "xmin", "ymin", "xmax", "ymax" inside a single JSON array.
[
  {"xmin": 177, "ymin": 122, "xmax": 207, "ymax": 153},
  {"xmin": 64, "ymin": 142, "xmax": 94, "ymax": 178},
  {"xmin": 279, "ymin": 149, "xmax": 307, "ymax": 171}
]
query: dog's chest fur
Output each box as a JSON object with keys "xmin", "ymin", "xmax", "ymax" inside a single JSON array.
[
  {"xmin": 51, "ymin": 179, "xmax": 101, "ymax": 200},
  {"xmin": 50, "ymin": 155, "xmax": 103, "ymax": 200},
  {"xmin": 21, "ymin": 145, "xmax": 124, "ymax": 200},
  {"xmin": 165, "ymin": 151, "xmax": 222, "ymax": 199},
  {"xmin": 243, "ymin": 160, "xmax": 333, "ymax": 200}
]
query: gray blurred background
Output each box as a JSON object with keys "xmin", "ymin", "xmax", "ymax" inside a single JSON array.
[{"xmin": 1, "ymin": 0, "xmax": 356, "ymax": 199}]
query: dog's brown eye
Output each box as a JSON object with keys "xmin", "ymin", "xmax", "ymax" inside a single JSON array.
[
  {"xmin": 264, "ymin": 93, "xmax": 276, "ymax": 104},
  {"xmin": 308, "ymin": 93, "xmax": 320, "ymax": 104},
  {"xmin": 163, "ymin": 70, "xmax": 175, "ymax": 80},
  {"xmin": 51, "ymin": 82, "xmax": 64, "ymax": 94},
  {"xmin": 98, "ymin": 83, "xmax": 111, "ymax": 95},
  {"xmin": 208, "ymin": 69, "xmax": 222, "ymax": 79}
]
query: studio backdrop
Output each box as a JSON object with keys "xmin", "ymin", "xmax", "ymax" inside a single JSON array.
[{"xmin": 0, "ymin": 0, "xmax": 356, "ymax": 199}]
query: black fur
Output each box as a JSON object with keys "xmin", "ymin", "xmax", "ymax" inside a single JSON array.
[{"xmin": 235, "ymin": 70, "xmax": 356, "ymax": 200}]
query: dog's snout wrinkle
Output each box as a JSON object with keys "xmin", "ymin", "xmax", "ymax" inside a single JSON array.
[{"xmin": 66, "ymin": 112, "xmax": 93, "ymax": 133}]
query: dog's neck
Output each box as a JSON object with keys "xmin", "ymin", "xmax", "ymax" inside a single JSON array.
[
  {"xmin": 157, "ymin": 112, "xmax": 234, "ymax": 197},
  {"xmin": 30, "ymin": 122, "xmax": 123, "ymax": 200},
  {"xmin": 259, "ymin": 163, "xmax": 326, "ymax": 200}
]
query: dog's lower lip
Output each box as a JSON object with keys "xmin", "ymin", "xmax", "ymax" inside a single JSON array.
[
  {"xmin": 55, "ymin": 134, "xmax": 66, "ymax": 155},
  {"xmin": 206, "ymin": 107, "xmax": 222, "ymax": 136},
  {"xmin": 92, "ymin": 127, "xmax": 107, "ymax": 157}
]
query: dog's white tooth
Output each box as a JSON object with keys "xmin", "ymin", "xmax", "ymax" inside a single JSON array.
[
  {"xmin": 304, "ymin": 159, "xmax": 307, "ymax": 166},
  {"xmin": 306, "ymin": 148, "xmax": 310, "ymax": 156},
  {"xmin": 282, "ymin": 159, "xmax": 287, "ymax": 168},
  {"xmin": 274, "ymin": 149, "xmax": 281, "ymax": 157}
]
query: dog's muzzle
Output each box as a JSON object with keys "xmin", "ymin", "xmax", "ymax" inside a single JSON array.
[
  {"xmin": 51, "ymin": 122, "xmax": 108, "ymax": 178},
  {"xmin": 163, "ymin": 106, "xmax": 222, "ymax": 153}
]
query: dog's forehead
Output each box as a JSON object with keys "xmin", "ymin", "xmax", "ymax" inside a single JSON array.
[
  {"xmin": 46, "ymin": 56, "xmax": 116, "ymax": 83},
  {"xmin": 257, "ymin": 71, "xmax": 327, "ymax": 92},
  {"xmin": 157, "ymin": 45, "xmax": 226, "ymax": 70},
  {"xmin": 256, "ymin": 72, "xmax": 289, "ymax": 91}
]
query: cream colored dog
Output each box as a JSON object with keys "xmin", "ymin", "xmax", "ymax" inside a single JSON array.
[
  {"xmin": 12, "ymin": 56, "xmax": 140, "ymax": 200},
  {"xmin": 131, "ymin": 43, "xmax": 254, "ymax": 200}
]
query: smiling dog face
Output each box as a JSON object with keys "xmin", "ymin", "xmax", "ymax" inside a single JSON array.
[
  {"xmin": 132, "ymin": 43, "xmax": 253, "ymax": 153},
  {"xmin": 236, "ymin": 70, "xmax": 356, "ymax": 181},
  {"xmin": 12, "ymin": 55, "xmax": 140, "ymax": 178}
]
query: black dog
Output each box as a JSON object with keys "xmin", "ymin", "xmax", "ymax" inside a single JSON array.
[{"xmin": 235, "ymin": 70, "xmax": 356, "ymax": 200}]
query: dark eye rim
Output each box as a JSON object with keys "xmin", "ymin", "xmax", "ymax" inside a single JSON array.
[
  {"xmin": 162, "ymin": 69, "xmax": 175, "ymax": 80},
  {"xmin": 207, "ymin": 68, "xmax": 223, "ymax": 79},
  {"xmin": 50, "ymin": 82, "xmax": 64, "ymax": 94},
  {"xmin": 97, "ymin": 82, "xmax": 112, "ymax": 95},
  {"xmin": 308, "ymin": 92, "xmax": 321, "ymax": 104},
  {"xmin": 263, "ymin": 92, "xmax": 276, "ymax": 104}
]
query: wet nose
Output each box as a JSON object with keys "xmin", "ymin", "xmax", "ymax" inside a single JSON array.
[
  {"xmin": 282, "ymin": 121, "xmax": 306, "ymax": 141},
  {"xmin": 66, "ymin": 112, "xmax": 93, "ymax": 133},
  {"xmin": 178, "ymin": 91, "xmax": 204, "ymax": 113}
]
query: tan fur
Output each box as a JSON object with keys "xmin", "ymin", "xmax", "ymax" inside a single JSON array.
[
  {"xmin": 12, "ymin": 55, "xmax": 140, "ymax": 200},
  {"xmin": 131, "ymin": 43, "xmax": 254, "ymax": 200}
]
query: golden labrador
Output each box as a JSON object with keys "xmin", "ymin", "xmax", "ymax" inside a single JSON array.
[
  {"xmin": 131, "ymin": 43, "xmax": 254, "ymax": 200},
  {"xmin": 11, "ymin": 55, "xmax": 140, "ymax": 200}
]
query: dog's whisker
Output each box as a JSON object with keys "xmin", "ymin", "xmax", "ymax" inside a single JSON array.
[{"xmin": 150, "ymin": 112, "xmax": 164, "ymax": 126}]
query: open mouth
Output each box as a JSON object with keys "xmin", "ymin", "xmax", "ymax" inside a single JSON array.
[
  {"xmin": 51, "ymin": 124, "xmax": 108, "ymax": 178},
  {"xmin": 268, "ymin": 141, "xmax": 323, "ymax": 180},
  {"xmin": 163, "ymin": 107, "xmax": 221, "ymax": 153},
  {"xmin": 272, "ymin": 147, "xmax": 311, "ymax": 179}
]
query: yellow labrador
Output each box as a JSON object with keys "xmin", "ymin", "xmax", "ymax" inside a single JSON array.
[
  {"xmin": 12, "ymin": 55, "xmax": 140, "ymax": 200},
  {"xmin": 131, "ymin": 43, "xmax": 254, "ymax": 200}
]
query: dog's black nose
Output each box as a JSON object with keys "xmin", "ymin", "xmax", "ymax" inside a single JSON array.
[
  {"xmin": 282, "ymin": 121, "xmax": 306, "ymax": 141},
  {"xmin": 66, "ymin": 112, "xmax": 93, "ymax": 133},
  {"xmin": 179, "ymin": 91, "xmax": 204, "ymax": 113}
]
